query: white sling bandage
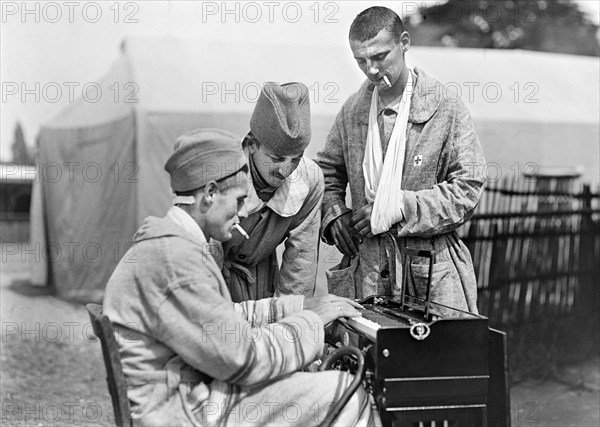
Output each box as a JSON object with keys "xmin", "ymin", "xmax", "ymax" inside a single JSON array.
[{"xmin": 363, "ymin": 71, "xmax": 414, "ymax": 235}]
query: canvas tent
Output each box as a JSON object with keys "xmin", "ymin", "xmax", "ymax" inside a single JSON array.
[{"xmin": 31, "ymin": 36, "xmax": 599, "ymax": 302}]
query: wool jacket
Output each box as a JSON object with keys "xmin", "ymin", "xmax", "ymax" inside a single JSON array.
[
  {"xmin": 222, "ymin": 155, "xmax": 325, "ymax": 302},
  {"xmin": 316, "ymin": 68, "xmax": 486, "ymax": 313},
  {"xmin": 103, "ymin": 210, "xmax": 356, "ymax": 426}
]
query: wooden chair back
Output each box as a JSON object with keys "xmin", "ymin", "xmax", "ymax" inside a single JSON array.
[{"xmin": 86, "ymin": 303, "xmax": 133, "ymax": 427}]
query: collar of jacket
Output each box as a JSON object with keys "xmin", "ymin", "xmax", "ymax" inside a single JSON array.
[
  {"xmin": 357, "ymin": 67, "xmax": 441, "ymax": 126},
  {"xmin": 133, "ymin": 209, "xmax": 208, "ymax": 248},
  {"xmin": 243, "ymin": 146, "xmax": 309, "ymax": 217},
  {"xmin": 165, "ymin": 206, "xmax": 207, "ymax": 244}
]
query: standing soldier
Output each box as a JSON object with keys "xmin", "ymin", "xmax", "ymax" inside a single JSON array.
[
  {"xmin": 223, "ymin": 82, "xmax": 325, "ymax": 301},
  {"xmin": 316, "ymin": 7, "xmax": 486, "ymax": 311}
]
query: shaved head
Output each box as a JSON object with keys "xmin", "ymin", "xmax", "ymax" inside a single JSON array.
[{"xmin": 349, "ymin": 6, "xmax": 405, "ymax": 43}]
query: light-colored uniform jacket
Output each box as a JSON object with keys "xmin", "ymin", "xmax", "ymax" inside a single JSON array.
[
  {"xmin": 222, "ymin": 155, "xmax": 324, "ymax": 301},
  {"xmin": 316, "ymin": 68, "xmax": 485, "ymax": 313},
  {"xmin": 103, "ymin": 209, "xmax": 371, "ymax": 426}
]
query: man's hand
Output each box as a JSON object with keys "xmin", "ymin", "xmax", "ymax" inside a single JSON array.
[
  {"xmin": 330, "ymin": 212, "xmax": 359, "ymax": 257},
  {"xmin": 304, "ymin": 294, "xmax": 363, "ymax": 325},
  {"xmin": 350, "ymin": 203, "xmax": 374, "ymax": 239}
]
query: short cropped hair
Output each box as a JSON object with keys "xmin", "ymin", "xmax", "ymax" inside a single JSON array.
[
  {"xmin": 175, "ymin": 165, "xmax": 249, "ymax": 197},
  {"xmin": 349, "ymin": 6, "xmax": 404, "ymax": 43}
]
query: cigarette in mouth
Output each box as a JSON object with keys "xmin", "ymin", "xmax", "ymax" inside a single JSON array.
[
  {"xmin": 383, "ymin": 75, "xmax": 392, "ymax": 87},
  {"xmin": 234, "ymin": 224, "xmax": 249, "ymax": 239}
]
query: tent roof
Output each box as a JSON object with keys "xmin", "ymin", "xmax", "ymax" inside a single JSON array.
[
  {"xmin": 48, "ymin": 54, "xmax": 134, "ymax": 128},
  {"xmin": 45, "ymin": 36, "xmax": 599, "ymax": 128}
]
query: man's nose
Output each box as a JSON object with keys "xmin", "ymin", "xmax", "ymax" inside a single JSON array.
[
  {"xmin": 366, "ymin": 61, "xmax": 379, "ymax": 76},
  {"xmin": 277, "ymin": 160, "xmax": 294, "ymax": 178},
  {"xmin": 238, "ymin": 203, "xmax": 248, "ymax": 220}
]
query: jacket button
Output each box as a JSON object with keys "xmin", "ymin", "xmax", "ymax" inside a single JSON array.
[
  {"xmin": 261, "ymin": 206, "xmax": 268, "ymax": 214},
  {"xmin": 381, "ymin": 269, "xmax": 390, "ymax": 278},
  {"xmin": 239, "ymin": 254, "xmax": 247, "ymax": 260}
]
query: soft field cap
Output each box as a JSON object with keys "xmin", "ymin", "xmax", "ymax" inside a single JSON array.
[
  {"xmin": 250, "ymin": 82, "xmax": 311, "ymax": 156},
  {"xmin": 165, "ymin": 128, "xmax": 247, "ymax": 192}
]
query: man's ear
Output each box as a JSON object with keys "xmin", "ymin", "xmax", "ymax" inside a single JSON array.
[
  {"xmin": 400, "ymin": 31, "xmax": 411, "ymax": 52},
  {"xmin": 197, "ymin": 182, "xmax": 219, "ymax": 212},
  {"xmin": 203, "ymin": 181, "xmax": 219, "ymax": 202}
]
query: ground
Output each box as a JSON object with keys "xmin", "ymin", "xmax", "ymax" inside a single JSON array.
[{"xmin": 1, "ymin": 243, "xmax": 599, "ymax": 426}]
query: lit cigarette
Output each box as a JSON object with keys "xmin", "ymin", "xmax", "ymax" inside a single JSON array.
[
  {"xmin": 234, "ymin": 224, "xmax": 249, "ymax": 239},
  {"xmin": 383, "ymin": 75, "xmax": 392, "ymax": 87}
]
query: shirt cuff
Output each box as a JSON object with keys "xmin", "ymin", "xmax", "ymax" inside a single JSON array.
[
  {"xmin": 276, "ymin": 294, "xmax": 305, "ymax": 320},
  {"xmin": 396, "ymin": 190, "xmax": 414, "ymax": 236},
  {"xmin": 391, "ymin": 191, "xmax": 407, "ymax": 235}
]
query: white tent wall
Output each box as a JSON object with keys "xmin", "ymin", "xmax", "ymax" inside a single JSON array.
[
  {"xmin": 34, "ymin": 116, "xmax": 137, "ymax": 301},
  {"xmin": 30, "ymin": 52, "xmax": 139, "ymax": 300},
  {"xmin": 30, "ymin": 37, "xmax": 599, "ymax": 302},
  {"xmin": 475, "ymin": 121, "xmax": 600, "ymax": 185}
]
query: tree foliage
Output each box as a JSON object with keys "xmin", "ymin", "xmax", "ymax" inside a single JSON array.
[
  {"xmin": 407, "ymin": 0, "xmax": 599, "ymax": 56},
  {"xmin": 11, "ymin": 122, "xmax": 33, "ymax": 165}
]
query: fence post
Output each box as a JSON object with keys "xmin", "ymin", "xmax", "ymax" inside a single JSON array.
[{"xmin": 577, "ymin": 185, "xmax": 598, "ymax": 315}]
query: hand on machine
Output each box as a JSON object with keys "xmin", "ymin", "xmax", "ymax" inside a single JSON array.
[{"xmin": 303, "ymin": 294, "xmax": 364, "ymax": 325}]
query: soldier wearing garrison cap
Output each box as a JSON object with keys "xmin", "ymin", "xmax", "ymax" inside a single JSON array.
[
  {"xmin": 222, "ymin": 82, "xmax": 326, "ymax": 302},
  {"xmin": 103, "ymin": 128, "xmax": 371, "ymax": 426}
]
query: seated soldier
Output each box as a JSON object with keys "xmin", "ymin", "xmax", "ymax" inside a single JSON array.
[{"xmin": 103, "ymin": 128, "xmax": 373, "ymax": 426}]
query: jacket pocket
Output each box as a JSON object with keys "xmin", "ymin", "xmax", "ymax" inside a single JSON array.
[
  {"xmin": 410, "ymin": 261, "xmax": 468, "ymax": 312},
  {"xmin": 326, "ymin": 256, "xmax": 358, "ymax": 299}
]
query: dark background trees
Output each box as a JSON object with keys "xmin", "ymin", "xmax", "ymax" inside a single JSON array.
[{"xmin": 407, "ymin": 0, "xmax": 599, "ymax": 56}]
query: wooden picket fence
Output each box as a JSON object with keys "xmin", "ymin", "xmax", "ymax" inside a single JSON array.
[{"xmin": 459, "ymin": 177, "xmax": 600, "ymax": 328}]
